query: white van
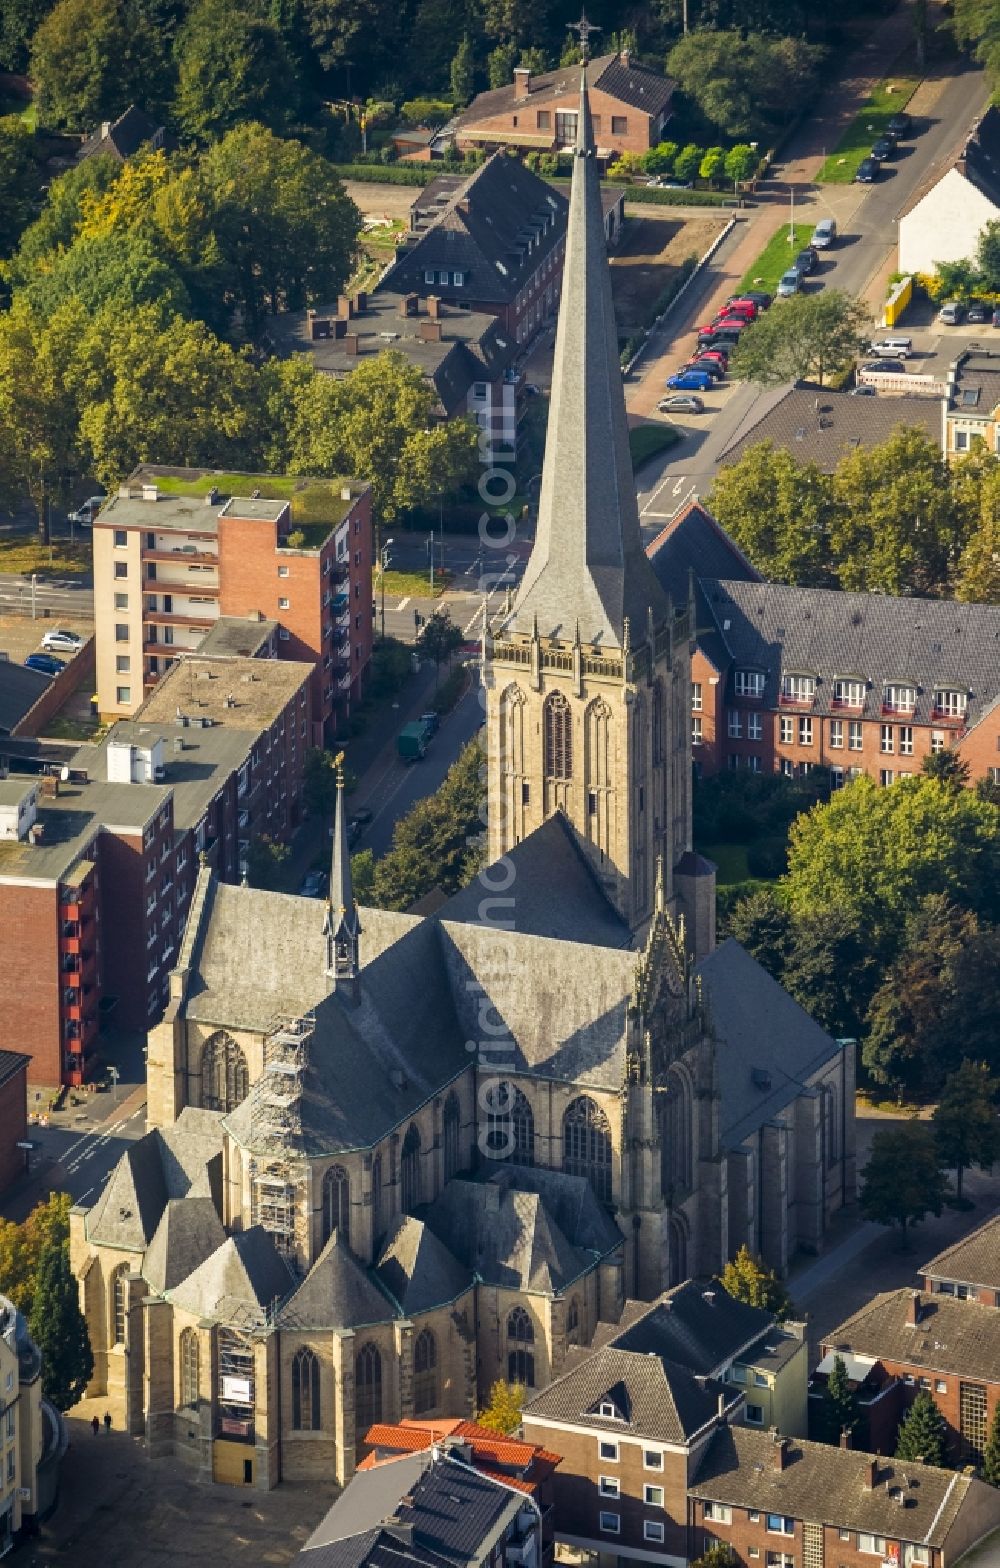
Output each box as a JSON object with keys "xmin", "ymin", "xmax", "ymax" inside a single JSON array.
[{"xmin": 869, "ymin": 336, "xmax": 912, "ymax": 360}]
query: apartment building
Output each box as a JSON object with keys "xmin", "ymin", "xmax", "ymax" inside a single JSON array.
[
  {"xmin": 92, "ymin": 469, "xmax": 372, "ymax": 740},
  {"xmin": 0, "ymin": 654, "xmax": 313, "ymax": 1086},
  {"xmin": 0, "ymin": 1292, "xmax": 64, "ymax": 1551}
]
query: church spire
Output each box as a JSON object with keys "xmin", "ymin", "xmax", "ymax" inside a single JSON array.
[
  {"xmin": 324, "ymin": 754, "xmax": 361, "ymax": 997},
  {"xmin": 506, "ymin": 54, "xmax": 668, "ymax": 649}
]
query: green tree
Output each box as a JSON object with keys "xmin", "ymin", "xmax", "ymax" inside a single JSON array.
[
  {"xmin": 983, "ymin": 1402, "xmax": 1000, "ymax": 1486},
  {"xmin": 0, "ymin": 0, "xmax": 57, "ymax": 73},
  {"xmin": 666, "ymin": 31, "xmax": 820, "ymax": 142},
  {"xmin": 699, "ymin": 146, "xmax": 726, "ymax": 185},
  {"xmin": 27, "ymin": 1234, "xmax": 93, "ymax": 1411},
  {"xmin": 673, "ymin": 142, "xmax": 702, "ymax": 183},
  {"xmin": 371, "ymin": 740, "xmax": 484, "ymax": 910},
  {"xmin": 977, "ymin": 219, "xmax": 1000, "ymax": 291},
  {"xmin": 4, "ymin": 153, "xmax": 120, "ymax": 289},
  {"xmin": 859, "ymin": 1123, "xmax": 950, "ymax": 1248},
  {"xmin": 642, "ymin": 140, "xmax": 678, "ymax": 175},
  {"xmin": 818, "ymin": 1353, "xmax": 859, "ymax": 1446},
  {"xmin": 954, "ymin": 458, "xmax": 1000, "ymax": 601},
  {"xmin": 0, "ymin": 297, "xmax": 83, "ymax": 540},
  {"xmin": 418, "ymin": 609, "xmax": 463, "ymax": 685},
  {"xmin": 724, "ymin": 142, "xmax": 757, "ymax": 187},
  {"xmin": 0, "ymin": 1193, "xmax": 71, "ymax": 1319},
  {"xmin": 920, "ymin": 750, "xmax": 971, "ymax": 788},
  {"xmin": 719, "ymin": 1244, "xmax": 792, "ymax": 1320},
  {"xmin": 781, "ymin": 905, "xmax": 873, "ymax": 1039},
  {"xmin": 302, "ymin": 748, "xmax": 340, "ymax": 819},
  {"xmin": 831, "ymin": 427, "xmax": 964, "ymax": 598},
  {"xmin": 450, "ymin": 36, "xmax": 475, "ymax": 105},
  {"xmin": 933, "ymin": 1061, "xmax": 1000, "ymax": 1201},
  {"xmin": 245, "ymin": 834, "xmax": 290, "ymax": 889},
  {"xmin": 351, "ymin": 847, "xmax": 375, "ymax": 903},
  {"xmin": 895, "ymin": 1389, "xmax": 948, "ymax": 1466},
  {"xmin": 705, "ymin": 441, "xmax": 836, "ymax": 586},
  {"xmin": 730, "ymin": 290, "xmax": 871, "ymax": 388},
  {"xmin": 0, "ymin": 118, "xmax": 39, "ymax": 260},
  {"xmin": 30, "ymin": 0, "xmax": 175, "ymax": 130},
  {"xmin": 487, "ymin": 41, "xmax": 517, "ymax": 88},
  {"xmin": 23, "ymin": 229, "xmax": 191, "ymax": 320},
  {"xmin": 724, "ymin": 886, "xmax": 793, "ymax": 979},
  {"xmin": 174, "ymin": 0, "xmax": 293, "ymax": 141},
  {"xmin": 691, "ymin": 1548, "xmax": 737, "ymax": 1568},
  {"xmin": 953, "ymin": 0, "xmax": 1000, "ymax": 100},
  {"xmin": 477, "ymin": 1379, "xmax": 525, "ymax": 1435}
]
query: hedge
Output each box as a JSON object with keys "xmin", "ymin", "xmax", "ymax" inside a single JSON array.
[
  {"xmin": 331, "ymin": 162, "xmax": 481, "ymax": 186},
  {"xmin": 622, "ymin": 185, "xmax": 740, "ymax": 209}
]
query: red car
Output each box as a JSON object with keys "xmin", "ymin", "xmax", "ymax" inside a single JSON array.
[
  {"xmin": 724, "ymin": 296, "xmax": 760, "ymax": 316},
  {"xmin": 696, "ymin": 348, "xmax": 729, "ymax": 365},
  {"xmin": 718, "ymin": 303, "xmax": 757, "ymax": 322}
]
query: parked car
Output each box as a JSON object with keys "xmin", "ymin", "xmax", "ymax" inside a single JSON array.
[
  {"xmin": 776, "ymin": 269, "xmax": 801, "ymax": 297},
  {"xmin": 658, "ymin": 394, "xmax": 705, "ymax": 413},
  {"xmin": 967, "ymin": 299, "xmax": 991, "ymax": 323},
  {"xmin": 299, "ymin": 869, "xmax": 328, "ymax": 898},
  {"xmin": 862, "ymin": 359, "xmax": 909, "ymax": 374},
  {"xmin": 793, "ymin": 247, "xmax": 819, "ymax": 275},
  {"xmin": 871, "ymin": 136, "xmax": 896, "ymax": 161},
  {"xmin": 739, "ymin": 290, "xmax": 773, "ymax": 310},
  {"xmin": 695, "ymin": 348, "xmax": 729, "ymax": 366},
  {"xmin": 351, "ymin": 805, "xmax": 374, "ymax": 826},
  {"xmin": 67, "ymin": 495, "xmax": 105, "ymax": 528},
  {"xmin": 667, "ymin": 369, "xmax": 714, "ymax": 391},
  {"xmin": 24, "ymin": 653, "xmax": 65, "ymax": 677},
  {"xmin": 810, "ymin": 218, "xmax": 837, "ymax": 249},
  {"xmin": 649, "ymin": 177, "xmax": 692, "ymax": 189},
  {"xmin": 719, "ymin": 301, "xmax": 757, "ymax": 320},
  {"xmin": 887, "ymin": 112, "xmax": 911, "ymax": 137},
  {"xmin": 855, "ymin": 158, "xmax": 879, "ymax": 182},
  {"xmin": 869, "ymin": 336, "xmax": 912, "ymax": 360},
  {"xmin": 40, "ymin": 628, "xmax": 84, "ymax": 653},
  {"xmin": 939, "ymin": 299, "xmax": 965, "ymax": 325},
  {"xmin": 686, "ymin": 357, "xmax": 725, "ymax": 380}
]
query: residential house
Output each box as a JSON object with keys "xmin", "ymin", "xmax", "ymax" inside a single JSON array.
[
  {"xmin": 454, "ymin": 53, "xmax": 673, "ymax": 161},
  {"xmin": 91, "ymin": 467, "xmax": 372, "ymax": 738},
  {"xmin": 77, "ymin": 104, "xmax": 175, "ymax": 164},
  {"xmin": 943, "ymin": 349, "xmax": 1000, "ymax": 460},
  {"xmin": 922, "ymin": 1214, "xmax": 1000, "ymax": 1306},
  {"xmin": 899, "ymin": 107, "xmax": 1000, "ymax": 276},
  {"xmin": 294, "ymin": 1446, "xmax": 544, "ymax": 1568},
  {"xmin": 409, "ymin": 168, "xmax": 624, "ymax": 247},
  {"xmin": 717, "ymin": 386, "xmax": 944, "ymax": 472}
]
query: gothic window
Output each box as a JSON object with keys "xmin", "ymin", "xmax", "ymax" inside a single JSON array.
[
  {"xmin": 660, "ymin": 1068, "xmax": 691, "ymax": 1195},
  {"xmin": 484, "ymin": 1081, "xmax": 535, "ymax": 1166},
  {"xmin": 356, "ymin": 1343, "xmax": 383, "ymax": 1432},
  {"xmin": 824, "ymin": 1085, "xmax": 838, "ymax": 1166},
  {"xmin": 585, "ymin": 698, "xmax": 612, "ymax": 789},
  {"xmin": 668, "ymin": 1216, "xmax": 687, "ymax": 1288},
  {"xmin": 443, "ymin": 1092, "xmax": 462, "ymax": 1182},
  {"xmin": 322, "ymin": 1165, "xmax": 350, "ymax": 1245},
  {"xmin": 563, "ymin": 1096, "xmax": 613, "ymax": 1203},
  {"xmin": 111, "ymin": 1264, "xmax": 128, "ymax": 1345},
  {"xmin": 501, "ymin": 684, "xmax": 527, "ymax": 774},
  {"xmin": 544, "ymin": 693, "xmax": 572, "ymax": 780},
  {"xmin": 507, "ymin": 1306, "xmax": 535, "ymax": 1387},
  {"xmin": 401, "ymin": 1124, "xmax": 422, "ymax": 1214},
  {"xmin": 413, "ymin": 1329, "xmax": 437, "ymax": 1414},
  {"xmin": 201, "ymin": 1030, "xmax": 249, "ymax": 1113},
  {"xmin": 180, "ymin": 1328, "xmax": 199, "ymax": 1407},
  {"xmin": 652, "ymin": 681, "xmax": 666, "ymax": 766},
  {"xmin": 566, "ymin": 1298, "xmax": 580, "ymax": 1347},
  {"xmin": 292, "ymin": 1347, "xmax": 321, "ymax": 1430},
  {"xmin": 372, "ymin": 1154, "xmax": 383, "ymax": 1239}
]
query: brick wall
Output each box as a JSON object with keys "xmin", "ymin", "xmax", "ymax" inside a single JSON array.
[
  {"xmin": 0, "ymin": 882, "xmax": 61, "ymax": 1085},
  {"xmin": 956, "ymin": 705, "xmax": 1000, "ymax": 783},
  {"xmin": 98, "ymin": 828, "xmax": 157, "ymax": 1031},
  {"xmin": 690, "ymin": 1500, "xmax": 943, "ymax": 1568},
  {"xmin": 0, "ymin": 1059, "xmax": 28, "ymax": 1194},
  {"xmin": 457, "ymin": 87, "xmax": 660, "ymax": 156},
  {"xmin": 12, "ymin": 636, "xmax": 96, "ymax": 738}
]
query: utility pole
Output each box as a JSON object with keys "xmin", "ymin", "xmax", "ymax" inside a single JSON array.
[{"xmin": 30, "ymin": 573, "xmax": 37, "ymax": 621}]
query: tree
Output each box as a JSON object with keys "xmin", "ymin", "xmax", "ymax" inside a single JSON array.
[
  {"xmin": 23, "ymin": 230, "xmax": 191, "ymax": 320},
  {"xmin": 724, "ymin": 886, "xmax": 793, "ymax": 980},
  {"xmin": 724, "ymin": 143, "xmax": 757, "ymax": 187},
  {"xmin": 418, "ymin": 609, "xmax": 463, "ymax": 685},
  {"xmin": 245, "ymin": 834, "xmax": 290, "ymax": 889},
  {"xmin": 0, "ymin": 298, "xmax": 83, "ymax": 540},
  {"xmin": 477, "ymin": 1379, "xmax": 525, "ymax": 1435},
  {"xmin": 302, "ymin": 748, "xmax": 340, "ymax": 819},
  {"xmin": 371, "ymin": 740, "xmax": 484, "ymax": 910},
  {"xmin": 666, "ymin": 31, "xmax": 820, "ymax": 142},
  {"xmin": 920, "ymin": 750, "xmax": 971, "ymax": 789},
  {"xmin": 351, "ymin": 848, "xmax": 375, "ymax": 904},
  {"xmin": 895, "ymin": 1389, "xmax": 948, "ymax": 1466},
  {"xmin": 719, "ymin": 1245, "xmax": 792, "ymax": 1320},
  {"xmin": 5, "ymin": 153, "xmax": 120, "ymax": 290},
  {"xmin": 30, "ymin": 0, "xmax": 175, "ymax": 130},
  {"xmin": 642, "ymin": 140, "xmax": 678, "ymax": 175},
  {"xmin": 0, "ymin": 0, "xmax": 57, "ymax": 73},
  {"xmin": 699, "ymin": 146, "xmax": 726, "ymax": 185},
  {"xmin": 983, "ymin": 1402, "xmax": 1000, "ymax": 1486},
  {"xmin": 450, "ymin": 36, "xmax": 475, "ymax": 105},
  {"xmin": 27, "ymin": 1234, "xmax": 93, "ymax": 1411},
  {"xmin": 174, "ymin": 0, "xmax": 293, "ymax": 141},
  {"xmin": 0, "ymin": 1193, "xmax": 71, "ymax": 1320},
  {"xmin": 781, "ymin": 905, "xmax": 873, "ymax": 1039},
  {"xmin": 705, "ymin": 442, "xmax": 836, "ymax": 585},
  {"xmin": 673, "ymin": 142, "xmax": 702, "ymax": 183},
  {"xmin": 0, "ymin": 118, "xmax": 39, "ymax": 260},
  {"xmin": 818, "ymin": 1353, "xmax": 859, "ymax": 1446},
  {"xmin": 954, "ymin": 457, "xmax": 1000, "ymax": 601},
  {"xmin": 953, "ymin": 0, "xmax": 1000, "ymax": 100},
  {"xmin": 487, "ymin": 41, "xmax": 517, "ymax": 88},
  {"xmin": 691, "ymin": 1548, "xmax": 737, "ymax": 1568},
  {"xmin": 933, "ymin": 1061, "xmax": 1000, "ymax": 1201},
  {"xmin": 859, "ymin": 1123, "xmax": 950, "ymax": 1248},
  {"xmin": 730, "ymin": 290, "xmax": 871, "ymax": 388}
]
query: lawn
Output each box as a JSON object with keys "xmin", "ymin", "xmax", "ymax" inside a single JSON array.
[
  {"xmin": 629, "ymin": 423, "xmax": 681, "ymax": 470},
  {"xmin": 699, "ymin": 842, "xmax": 752, "ymax": 885},
  {"xmin": 739, "ymin": 224, "xmax": 815, "ymax": 294},
  {"xmin": 0, "ymin": 537, "xmax": 91, "ymax": 577},
  {"xmin": 379, "ymin": 568, "xmax": 448, "ymax": 597},
  {"xmin": 817, "ymin": 76, "xmax": 920, "ymax": 183}
]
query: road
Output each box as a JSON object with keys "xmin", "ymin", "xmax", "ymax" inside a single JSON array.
[
  {"xmin": 3, "ymin": 1096, "xmax": 146, "ymax": 1222},
  {"xmin": 362, "ymin": 676, "xmax": 485, "ymax": 859}
]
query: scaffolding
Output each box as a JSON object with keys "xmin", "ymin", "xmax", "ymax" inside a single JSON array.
[{"xmin": 245, "ymin": 1013, "xmax": 315, "ymax": 1268}]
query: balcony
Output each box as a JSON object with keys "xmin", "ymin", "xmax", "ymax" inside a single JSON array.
[
  {"xmin": 142, "ymin": 546, "xmax": 217, "ymax": 566},
  {"xmin": 931, "ymin": 707, "xmax": 967, "ymax": 726},
  {"xmin": 143, "ymin": 575, "xmax": 219, "ymax": 597},
  {"xmin": 778, "ymin": 692, "xmax": 816, "ymax": 710},
  {"xmin": 142, "ymin": 642, "xmax": 184, "ymax": 659},
  {"xmin": 882, "ymin": 702, "xmax": 916, "ymax": 717},
  {"xmin": 144, "ymin": 610, "xmax": 215, "ymax": 629}
]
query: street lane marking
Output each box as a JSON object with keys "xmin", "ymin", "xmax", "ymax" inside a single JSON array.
[{"xmin": 398, "ymin": 597, "xmax": 410, "ymax": 611}]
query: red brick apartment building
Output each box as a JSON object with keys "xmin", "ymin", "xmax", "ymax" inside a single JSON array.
[
  {"xmin": 454, "ymin": 52, "xmax": 673, "ymax": 160},
  {"xmin": 92, "ymin": 468, "xmax": 372, "ymax": 741},
  {"xmin": 647, "ymin": 503, "xmax": 1000, "ymax": 789},
  {"xmin": 0, "ymin": 651, "xmax": 312, "ymax": 1088}
]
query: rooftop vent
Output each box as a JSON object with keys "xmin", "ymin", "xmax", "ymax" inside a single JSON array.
[
  {"xmin": 141, "ymin": 483, "xmax": 158, "ymax": 503},
  {"xmin": 340, "ymin": 486, "xmax": 352, "ymax": 501}
]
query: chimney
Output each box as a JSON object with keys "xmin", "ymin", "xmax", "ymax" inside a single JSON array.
[
  {"xmin": 864, "ymin": 1458, "xmax": 878, "ymax": 1490},
  {"xmin": 333, "ymin": 319, "xmax": 346, "ymax": 338},
  {"xmin": 419, "ymin": 319, "xmax": 443, "ymax": 342},
  {"xmin": 338, "ymin": 295, "xmax": 353, "ymax": 320},
  {"xmin": 772, "ymin": 1437, "xmax": 789, "ymax": 1472},
  {"xmin": 310, "ymin": 316, "xmax": 332, "ymax": 340},
  {"xmin": 621, "ymin": 48, "xmax": 631, "ymax": 66},
  {"xmin": 840, "ymin": 1428, "xmax": 852, "ymax": 1451},
  {"xmin": 427, "ymin": 295, "xmax": 441, "ymax": 320},
  {"xmin": 343, "ymin": 333, "xmax": 360, "ymax": 356},
  {"xmin": 353, "ymin": 290, "xmax": 368, "ymax": 313},
  {"xmin": 399, "ymin": 293, "xmax": 419, "ymax": 317},
  {"xmin": 101, "ymin": 120, "xmax": 111, "ymax": 139},
  {"xmin": 514, "ymin": 66, "xmax": 531, "ymax": 100},
  {"xmin": 907, "ymin": 1291, "xmax": 921, "ymax": 1327}
]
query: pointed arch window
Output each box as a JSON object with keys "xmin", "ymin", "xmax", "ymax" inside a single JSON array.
[
  {"xmin": 111, "ymin": 1264, "xmax": 128, "ymax": 1345},
  {"xmin": 651, "ymin": 680, "xmax": 666, "ymax": 766},
  {"xmin": 566, "ymin": 1297, "xmax": 580, "ymax": 1347},
  {"xmin": 401, "ymin": 1124, "xmax": 422, "ymax": 1214},
  {"xmin": 356, "ymin": 1342, "xmax": 383, "ymax": 1433},
  {"xmin": 292, "ymin": 1347, "xmax": 321, "ymax": 1430},
  {"xmin": 201, "ymin": 1030, "xmax": 249, "ymax": 1113},
  {"xmin": 180, "ymin": 1327, "xmax": 199, "ymax": 1407},
  {"xmin": 484, "ymin": 1081, "xmax": 535, "ymax": 1166},
  {"xmin": 507, "ymin": 1306, "xmax": 535, "ymax": 1387},
  {"xmin": 563, "ymin": 1095, "xmax": 613, "ymax": 1203},
  {"xmin": 372, "ymin": 1154, "xmax": 383, "ymax": 1240},
  {"xmin": 544, "ymin": 693, "xmax": 573, "ymax": 780},
  {"xmin": 660, "ymin": 1069, "xmax": 691, "ymax": 1195},
  {"xmin": 413, "ymin": 1329, "xmax": 437, "ymax": 1414},
  {"xmin": 443, "ymin": 1092, "xmax": 462, "ymax": 1182},
  {"xmin": 322, "ymin": 1165, "xmax": 350, "ymax": 1246}
]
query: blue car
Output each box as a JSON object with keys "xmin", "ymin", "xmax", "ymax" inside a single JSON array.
[
  {"xmin": 25, "ymin": 652, "xmax": 65, "ymax": 678},
  {"xmin": 667, "ymin": 369, "xmax": 714, "ymax": 391}
]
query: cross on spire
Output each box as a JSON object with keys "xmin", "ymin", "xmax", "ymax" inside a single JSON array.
[{"xmin": 568, "ymin": 11, "xmax": 600, "ymax": 61}]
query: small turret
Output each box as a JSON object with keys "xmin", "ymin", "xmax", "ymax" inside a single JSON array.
[{"xmin": 324, "ymin": 753, "xmax": 361, "ymax": 999}]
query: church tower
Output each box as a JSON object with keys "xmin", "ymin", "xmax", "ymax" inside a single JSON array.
[
  {"xmin": 485, "ymin": 62, "xmax": 693, "ymax": 935},
  {"xmin": 324, "ymin": 756, "xmax": 361, "ymax": 1000}
]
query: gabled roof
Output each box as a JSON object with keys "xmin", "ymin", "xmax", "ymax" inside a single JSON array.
[
  {"xmin": 826, "ymin": 1287, "xmax": 1000, "ymax": 1383},
  {"xmin": 690, "ymin": 1425, "xmax": 975, "ymax": 1546},
  {"xmin": 166, "ymin": 1225, "xmax": 294, "ymax": 1326},
  {"xmin": 142, "ymin": 1197, "xmax": 225, "ymax": 1294},
  {"xmin": 360, "ymin": 1420, "xmax": 562, "ymax": 1484},
  {"xmin": 374, "ymin": 1216, "xmax": 472, "ymax": 1315},
  {"xmin": 716, "ymin": 388, "xmax": 944, "ymax": 474},
  {"xmin": 611, "ymin": 1279, "xmax": 775, "ymax": 1377},
  {"xmin": 922, "ymin": 1211, "xmax": 1000, "ymax": 1290},
  {"xmin": 278, "ymin": 1230, "xmax": 396, "ymax": 1331},
  {"xmin": 697, "ymin": 939, "xmax": 843, "ymax": 1151},
  {"xmin": 77, "ymin": 105, "xmax": 175, "ymax": 163},
  {"xmin": 962, "ymin": 105, "xmax": 1000, "ymax": 209},
  {"xmin": 455, "ymin": 53, "xmax": 672, "ymax": 133},
  {"xmin": 84, "ymin": 1108, "xmax": 223, "ymax": 1252},
  {"xmin": 523, "ymin": 1342, "xmax": 726, "ymax": 1443}
]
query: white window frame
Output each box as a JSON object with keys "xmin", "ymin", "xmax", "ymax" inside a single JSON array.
[
  {"xmin": 598, "ymin": 1512, "xmax": 620, "ymax": 1535},
  {"xmin": 747, "ymin": 712, "xmax": 762, "ymax": 740},
  {"xmin": 691, "ymin": 682, "xmax": 703, "ymax": 712},
  {"xmin": 704, "ymin": 1502, "xmax": 732, "ymax": 1523},
  {"xmin": 735, "ymin": 669, "xmax": 764, "ymax": 697},
  {"xmin": 833, "ymin": 678, "xmax": 865, "ymax": 706},
  {"xmin": 728, "ymin": 710, "xmax": 742, "ymax": 738},
  {"xmin": 599, "ymin": 1476, "xmax": 620, "ymax": 1499},
  {"xmin": 643, "ymin": 1484, "xmax": 664, "ymax": 1508},
  {"xmin": 643, "ymin": 1521, "xmax": 665, "ymax": 1544},
  {"xmin": 779, "ymin": 716, "xmax": 794, "ymax": 745},
  {"xmin": 848, "ymin": 720, "xmax": 863, "ymax": 751},
  {"xmin": 884, "ymin": 684, "xmax": 915, "ymax": 713},
  {"xmin": 798, "ymin": 717, "xmax": 813, "ymax": 746},
  {"xmin": 643, "ymin": 1450, "xmax": 663, "ymax": 1470},
  {"xmin": 780, "ymin": 673, "xmax": 815, "ymax": 703},
  {"xmin": 829, "ymin": 719, "xmax": 844, "ymax": 748},
  {"xmin": 598, "ymin": 1439, "xmax": 619, "ymax": 1462},
  {"xmin": 934, "ymin": 689, "xmax": 967, "ymax": 716},
  {"xmin": 899, "ymin": 725, "xmax": 913, "ymax": 755}
]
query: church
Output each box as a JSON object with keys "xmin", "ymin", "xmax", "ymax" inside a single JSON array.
[{"xmin": 69, "ymin": 65, "xmax": 855, "ymax": 1491}]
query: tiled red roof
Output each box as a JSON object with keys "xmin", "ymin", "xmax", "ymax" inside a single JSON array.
[{"xmin": 359, "ymin": 1418, "xmax": 561, "ymax": 1483}]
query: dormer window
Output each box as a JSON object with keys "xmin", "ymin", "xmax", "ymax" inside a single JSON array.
[
  {"xmin": 599, "ymin": 1401, "xmax": 618, "ymax": 1419},
  {"xmin": 884, "ymin": 683, "xmax": 916, "ymax": 713},
  {"xmin": 735, "ymin": 669, "xmax": 764, "ymax": 698},
  {"xmin": 934, "ymin": 688, "xmax": 967, "ymax": 717},
  {"xmin": 833, "ymin": 678, "xmax": 865, "ymax": 708},
  {"xmin": 781, "ymin": 673, "xmax": 815, "ymax": 704}
]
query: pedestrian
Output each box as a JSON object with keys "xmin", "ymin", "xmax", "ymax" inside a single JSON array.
[
  {"xmin": 91, "ymin": 1415, "xmax": 99, "ymax": 1436},
  {"xmin": 103, "ymin": 1412, "xmax": 111, "ymax": 1432}
]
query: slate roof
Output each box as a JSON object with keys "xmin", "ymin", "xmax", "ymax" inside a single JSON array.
[
  {"xmin": 77, "ymin": 105, "xmax": 175, "ymax": 163},
  {"xmin": 166, "ymin": 1225, "xmax": 295, "ymax": 1325},
  {"xmin": 523, "ymin": 1342, "xmax": 728, "ymax": 1443},
  {"xmin": 142, "ymin": 1197, "xmax": 226, "ymax": 1294},
  {"xmin": 422, "ymin": 1168, "xmax": 621, "ymax": 1295},
  {"xmin": 611, "ymin": 1280, "xmax": 776, "ymax": 1376},
  {"xmin": 716, "ymin": 388, "xmax": 944, "ymax": 475},
  {"xmin": 946, "ymin": 351, "xmax": 1000, "ymax": 419},
  {"xmin": 374, "ymin": 1217, "xmax": 472, "ymax": 1315},
  {"xmin": 85, "ymin": 1109, "xmax": 223, "ymax": 1252},
  {"xmin": 647, "ymin": 500, "xmax": 759, "ymax": 608},
  {"xmin": 0, "ymin": 662, "xmax": 51, "ymax": 736},
  {"xmin": 278, "ymin": 1230, "xmax": 396, "ymax": 1331},
  {"xmin": 0, "ymin": 1052, "xmax": 29, "ymax": 1090},
  {"xmin": 455, "ymin": 53, "xmax": 673, "ymax": 136},
  {"xmin": 962, "ymin": 106, "xmax": 1000, "ymax": 210},
  {"xmin": 503, "ymin": 69, "xmax": 669, "ymax": 647},
  {"xmin": 379, "ymin": 154, "xmax": 567, "ymax": 307},
  {"xmin": 690, "ymin": 1425, "xmax": 972, "ymax": 1545},
  {"xmin": 697, "ymin": 939, "xmax": 844, "ymax": 1151},
  {"xmin": 299, "ymin": 1528, "xmax": 452, "ymax": 1568},
  {"xmin": 922, "ymin": 1212, "xmax": 1000, "ymax": 1290},
  {"xmin": 826, "ymin": 1288, "xmax": 1000, "ymax": 1384},
  {"xmin": 700, "ymin": 577, "xmax": 1000, "ymax": 727}
]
